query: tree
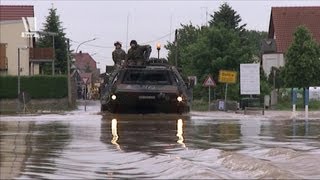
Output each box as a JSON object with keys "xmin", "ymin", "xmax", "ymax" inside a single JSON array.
[
  {"xmin": 165, "ymin": 23, "xmax": 200, "ymax": 67},
  {"xmin": 209, "ymin": 2, "xmax": 246, "ymax": 33},
  {"xmin": 164, "ymin": 3, "xmax": 259, "ymax": 100},
  {"xmin": 243, "ymin": 30, "xmax": 268, "ymax": 57},
  {"xmin": 284, "ymin": 26, "xmax": 320, "ymax": 88},
  {"xmin": 182, "ymin": 25, "xmax": 253, "ymax": 100},
  {"xmin": 37, "ymin": 7, "xmax": 68, "ymax": 74}
]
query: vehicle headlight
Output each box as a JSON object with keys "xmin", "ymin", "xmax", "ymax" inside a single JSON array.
[
  {"xmin": 111, "ymin": 95, "xmax": 117, "ymax": 100},
  {"xmin": 177, "ymin": 96, "xmax": 183, "ymax": 102}
]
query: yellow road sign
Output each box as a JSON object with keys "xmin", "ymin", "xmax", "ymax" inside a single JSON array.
[{"xmin": 218, "ymin": 70, "xmax": 237, "ymax": 84}]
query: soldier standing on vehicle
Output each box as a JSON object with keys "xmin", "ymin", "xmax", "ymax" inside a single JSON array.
[
  {"xmin": 112, "ymin": 41, "xmax": 126, "ymax": 67},
  {"xmin": 127, "ymin": 40, "xmax": 152, "ymax": 65}
]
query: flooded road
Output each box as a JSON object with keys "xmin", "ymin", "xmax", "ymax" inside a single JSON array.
[{"xmin": 1, "ymin": 102, "xmax": 320, "ymax": 179}]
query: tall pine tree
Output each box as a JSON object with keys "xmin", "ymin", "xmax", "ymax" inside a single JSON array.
[
  {"xmin": 38, "ymin": 7, "xmax": 68, "ymax": 74},
  {"xmin": 209, "ymin": 2, "xmax": 246, "ymax": 32}
]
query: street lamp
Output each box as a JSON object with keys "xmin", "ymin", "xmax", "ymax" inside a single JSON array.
[
  {"xmin": 76, "ymin": 38, "xmax": 97, "ymax": 53},
  {"xmin": 156, "ymin": 43, "xmax": 161, "ymax": 60}
]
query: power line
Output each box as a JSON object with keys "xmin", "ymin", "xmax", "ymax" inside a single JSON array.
[
  {"xmin": 142, "ymin": 31, "xmax": 175, "ymax": 44},
  {"xmin": 70, "ymin": 39, "xmax": 114, "ymax": 49}
]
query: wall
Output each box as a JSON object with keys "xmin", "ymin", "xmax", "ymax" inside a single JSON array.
[
  {"xmin": 309, "ymin": 87, "xmax": 320, "ymax": 100},
  {"xmin": 262, "ymin": 53, "xmax": 284, "ymax": 77},
  {"xmin": 0, "ymin": 98, "xmax": 69, "ymax": 114},
  {"xmin": 0, "ymin": 20, "xmax": 34, "ymax": 76}
]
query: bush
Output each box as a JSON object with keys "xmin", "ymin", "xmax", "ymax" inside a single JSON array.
[
  {"xmin": 275, "ymin": 99, "xmax": 320, "ymax": 110},
  {"xmin": 0, "ymin": 75, "xmax": 67, "ymax": 99},
  {"xmin": 192, "ymin": 99, "xmax": 208, "ymax": 111}
]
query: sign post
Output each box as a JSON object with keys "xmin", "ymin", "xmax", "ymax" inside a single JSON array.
[
  {"xmin": 203, "ymin": 75, "xmax": 216, "ymax": 111},
  {"xmin": 218, "ymin": 70, "xmax": 237, "ymax": 111},
  {"xmin": 82, "ymin": 77, "xmax": 89, "ymax": 111},
  {"xmin": 224, "ymin": 83, "xmax": 228, "ymax": 111}
]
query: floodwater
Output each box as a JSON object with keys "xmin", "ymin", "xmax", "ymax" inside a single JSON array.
[{"xmin": 1, "ymin": 103, "xmax": 320, "ymax": 179}]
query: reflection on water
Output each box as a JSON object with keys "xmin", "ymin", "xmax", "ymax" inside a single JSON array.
[
  {"xmin": 109, "ymin": 117, "xmax": 187, "ymax": 151},
  {"xmin": 102, "ymin": 114, "xmax": 189, "ymax": 155},
  {"xmin": 176, "ymin": 119, "xmax": 186, "ymax": 148},
  {"xmin": 260, "ymin": 119, "xmax": 320, "ymax": 145},
  {"xmin": 103, "ymin": 115, "xmax": 320, "ymax": 152},
  {"xmin": 1, "ymin": 111, "xmax": 320, "ymax": 179},
  {"xmin": 186, "ymin": 120, "xmax": 242, "ymax": 150},
  {"xmin": 25, "ymin": 122, "xmax": 71, "ymax": 178},
  {"xmin": 292, "ymin": 119, "xmax": 310, "ymax": 137},
  {"xmin": 0, "ymin": 121, "xmax": 33, "ymax": 180},
  {"xmin": 0, "ymin": 121, "xmax": 71, "ymax": 179},
  {"xmin": 111, "ymin": 118, "xmax": 121, "ymax": 150}
]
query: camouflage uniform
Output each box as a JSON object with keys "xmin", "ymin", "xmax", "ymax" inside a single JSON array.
[
  {"xmin": 112, "ymin": 48, "xmax": 126, "ymax": 66},
  {"xmin": 127, "ymin": 44, "xmax": 151, "ymax": 65}
]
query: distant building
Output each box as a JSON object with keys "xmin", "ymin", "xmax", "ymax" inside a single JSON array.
[
  {"xmin": 72, "ymin": 51, "xmax": 100, "ymax": 99},
  {"xmin": 73, "ymin": 51, "xmax": 100, "ymax": 82}
]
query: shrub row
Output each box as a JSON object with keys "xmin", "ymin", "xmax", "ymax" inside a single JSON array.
[{"xmin": 0, "ymin": 75, "xmax": 67, "ymax": 99}]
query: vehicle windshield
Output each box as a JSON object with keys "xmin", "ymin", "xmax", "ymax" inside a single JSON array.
[{"xmin": 122, "ymin": 69, "xmax": 172, "ymax": 85}]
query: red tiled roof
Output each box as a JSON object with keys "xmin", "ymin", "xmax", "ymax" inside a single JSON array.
[
  {"xmin": 0, "ymin": 5, "xmax": 34, "ymax": 21},
  {"xmin": 268, "ymin": 6, "xmax": 320, "ymax": 53},
  {"xmin": 73, "ymin": 52, "xmax": 97, "ymax": 73}
]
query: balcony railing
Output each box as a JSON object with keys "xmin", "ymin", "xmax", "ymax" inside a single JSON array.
[{"xmin": 29, "ymin": 48, "xmax": 54, "ymax": 61}]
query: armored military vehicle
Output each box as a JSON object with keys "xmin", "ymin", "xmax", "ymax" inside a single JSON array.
[{"xmin": 100, "ymin": 60, "xmax": 191, "ymax": 114}]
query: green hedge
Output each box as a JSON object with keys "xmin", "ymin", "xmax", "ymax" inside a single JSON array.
[{"xmin": 0, "ymin": 75, "xmax": 67, "ymax": 99}]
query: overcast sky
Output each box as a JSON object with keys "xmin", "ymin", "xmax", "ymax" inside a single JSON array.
[{"xmin": 2, "ymin": 0, "xmax": 320, "ymax": 72}]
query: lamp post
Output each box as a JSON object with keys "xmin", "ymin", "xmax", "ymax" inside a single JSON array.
[
  {"xmin": 76, "ymin": 38, "xmax": 97, "ymax": 53},
  {"xmin": 18, "ymin": 48, "xmax": 21, "ymax": 98},
  {"xmin": 156, "ymin": 43, "xmax": 161, "ymax": 60},
  {"xmin": 174, "ymin": 29, "xmax": 179, "ymax": 67}
]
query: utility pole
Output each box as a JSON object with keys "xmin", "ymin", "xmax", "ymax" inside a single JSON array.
[
  {"xmin": 200, "ymin": 7, "xmax": 208, "ymax": 27},
  {"xmin": 52, "ymin": 35, "xmax": 55, "ymax": 75},
  {"xmin": 17, "ymin": 48, "xmax": 21, "ymax": 112},
  {"xmin": 174, "ymin": 29, "xmax": 178, "ymax": 67},
  {"xmin": 169, "ymin": 14, "xmax": 173, "ymax": 42},
  {"xmin": 67, "ymin": 39, "xmax": 72, "ymax": 107},
  {"xmin": 126, "ymin": 13, "xmax": 130, "ymax": 51}
]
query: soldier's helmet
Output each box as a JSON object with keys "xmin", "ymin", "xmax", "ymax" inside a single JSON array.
[
  {"xmin": 114, "ymin": 41, "xmax": 122, "ymax": 47},
  {"xmin": 130, "ymin": 40, "xmax": 137, "ymax": 46}
]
